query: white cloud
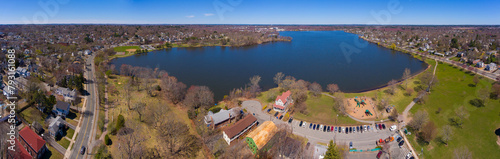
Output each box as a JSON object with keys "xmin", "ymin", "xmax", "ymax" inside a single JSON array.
[
  {"xmin": 204, "ymin": 13, "xmax": 214, "ymax": 17},
  {"xmin": 186, "ymin": 15, "xmax": 195, "ymax": 18}
]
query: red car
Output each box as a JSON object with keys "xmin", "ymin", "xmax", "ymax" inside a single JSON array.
[
  {"xmin": 331, "ymin": 126, "xmax": 334, "ymax": 132},
  {"xmin": 378, "ymin": 124, "xmax": 383, "ymax": 130}
]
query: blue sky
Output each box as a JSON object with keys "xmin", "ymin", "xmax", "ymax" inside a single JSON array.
[{"xmin": 1, "ymin": 0, "xmax": 499, "ymax": 24}]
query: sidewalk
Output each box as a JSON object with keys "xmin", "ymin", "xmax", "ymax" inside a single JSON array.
[{"xmin": 64, "ymin": 88, "xmax": 88, "ymax": 159}]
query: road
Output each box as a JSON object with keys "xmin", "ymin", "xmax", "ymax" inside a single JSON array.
[
  {"xmin": 69, "ymin": 54, "xmax": 98, "ymax": 159},
  {"xmin": 242, "ymin": 100, "xmax": 396, "ymax": 150}
]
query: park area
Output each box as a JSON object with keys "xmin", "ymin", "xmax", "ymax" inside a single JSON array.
[
  {"xmin": 345, "ymin": 97, "xmax": 377, "ymax": 120},
  {"xmin": 406, "ymin": 61, "xmax": 500, "ymax": 159}
]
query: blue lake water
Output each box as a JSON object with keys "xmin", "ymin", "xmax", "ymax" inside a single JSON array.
[{"xmin": 111, "ymin": 31, "xmax": 427, "ymax": 101}]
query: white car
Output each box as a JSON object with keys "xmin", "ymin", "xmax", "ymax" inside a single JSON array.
[
  {"xmin": 320, "ymin": 125, "xmax": 323, "ymax": 130},
  {"xmin": 390, "ymin": 125, "xmax": 397, "ymax": 131},
  {"xmin": 303, "ymin": 122, "xmax": 307, "ymax": 128}
]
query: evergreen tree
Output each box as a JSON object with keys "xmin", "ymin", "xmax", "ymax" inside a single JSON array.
[{"xmin": 325, "ymin": 140, "xmax": 341, "ymax": 159}]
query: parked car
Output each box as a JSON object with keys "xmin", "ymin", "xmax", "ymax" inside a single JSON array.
[
  {"xmin": 274, "ymin": 112, "xmax": 279, "ymax": 117},
  {"xmin": 359, "ymin": 126, "xmax": 363, "ymax": 133},
  {"xmin": 356, "ymin": 126, "xmax": 360, "ymax": 132},
  {"xmin": 334, "ymin": 127, "xmax": 337, "ymax": 132},
  {"xmin": 382, "ymin": 124, "xmax": 386, "ymax": 129},
  {"xmin": 376, "ymin": 151, "xmax": 383, "ymax": 159},
  {"xmin": 327, "ymin": 126, "xmax": 331, "ymax": 132},
  {"xmin": 302, "ymin": 122, "xmax": 307, "ymax": 128},
  {"xmin": 323, "ymin": 126, "xmax": 327, "ymax": 132},
  {"xmin": 279, "ymin": 115, "xmax": 284, "ymax": 120},
  {"xmin": 345, "ymin": 127, "xmax": 348, "ymax": 134},
  {"xmin": 306, "ymin": 142, "xmax": 311, "ymax": 150},
  {"xmin": 378, "ymin": 124, "xmax": 383, "ymax": 130},
  {"xmin": 339, "ymin": 127, "xmax": 342, "ymax": 133},
  {"xmin": 320, "ymin": 125, "xmax": 323, "ymax": 131},
  {"xmin": 349, "ymin": 127, "xmax": 352, "ymax": 133},
  {"xmin": 267, "ymin": 109, "xmax": 271, "ymax": 113},
  {"xmin": 364, "ymin": 125, "xmax": 368, "ymax": 132},
  {"xmin": 330, "ymin": 126, "xmax": 334, "ymax": 132},
  {"xmin": 313, "ymin": 124, "xmax": 316, "ymax": 130},
  {"xmin": 367, "ymin": 125, "xmax": 371, "ymax": 131},
  {"xmin": 349, "ymin": 141, "xmax": 353, "ymax": 149},
  {"xmin": 288, "ymin": 117, "xmax": 293, "ymax": 123},
  {"xmin": 406, "ymin": 152, "xmax": 412, "ymax": 159},
  {"xmin": 80, "ymin": 146, "xmax": 86, "ymax": 155},
  {"xmin": 299, "ymin": 121, "xmax": 303, "ymax": 127},
  {"xmin": 352, "ymin": 127, "xmax": 356, "ymax": 133},
  {"xmin": 397, "ymin": 136, "xmax": 403, "ymax": 143},
  {"xmin": 399, "ymin": 140, "xmax": 405, "ymax": 148},
  {"xmin": 309, "ymin": 123, "xmax": 313, "ymax": 129}
]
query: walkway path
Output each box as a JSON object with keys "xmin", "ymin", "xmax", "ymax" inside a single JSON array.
[
  {"xmin": 98, "ymin": 82, "xmax": 109, "ymax": 141},
  {"xmin": 402, "ymin": 59, "xmax": 438, "ymax": 122}
]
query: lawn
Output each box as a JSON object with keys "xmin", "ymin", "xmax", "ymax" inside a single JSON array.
[
  {"xmin": 406, "ymin": 62, "xmax": 500, "ymax": 159},
  {"xmin": 66, "ymin": 128, "xmax": 75, "ymax": 139},
  {"xmin": 19, "ymin": 106, "xmax": 46, "ymax": 126},
  {"xmin": 57, "ymin": 138, "xmax": 71, "ymax": 149},
  {"xmin": 288, "ymin": 93, "xmax": 359, "ymax": 125},
  {"xmin": 40, "ymin": 145, "xmax": 64, "ymax": 159},
  {"xmin": 113, "ymin": 46, "xmax": 141, "ymax": 52}
]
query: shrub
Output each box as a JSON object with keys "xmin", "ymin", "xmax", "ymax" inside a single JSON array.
[
  {"xmin": 115, "ymin": 114, "xmax": 125, "ymax": 132},
  {"xmin": 209, "ymin": 107, "xmax": 222, "ymax": 113},
  {"xmin": 469, "ymin": 98, "xmax": 484, "ymax": 107},
  {"xmin": 104, "ymin": 134, "xmax": 112, "ymax": 145}
]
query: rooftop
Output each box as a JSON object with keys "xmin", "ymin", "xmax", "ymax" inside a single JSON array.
[
  {"xmin": 246, "ymin": 121, "xmax": 278, "ymax": 149},
  {"xmin": 19, "ymin": 126, "xmax": 46, "ymax": 152},
  {"xmin": 223, "ymin": 114, "xmax": 257, "ymax": 139}
]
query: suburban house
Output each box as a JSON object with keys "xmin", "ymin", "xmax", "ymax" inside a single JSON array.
[
  {"xmin": 485, "ymin": 63, "xmax": 497, "ymax": 71},
  {"xmin": 245, "ymin": 121, "xmax": 278, "ymax": 154},
  {"xmin": 6, "ymin": 139, "xmax": 32, "ymax": 159},
  {"xmin": 16, "ymin": 67, "xmax": 30, "ymax": 77},
  {"xmin": 53, "ymin": 101, "xmax": 71, "ymax": 118},
  {"xmin": 55, "ymin": 87, "xmax": 77, "ymax": 102},
  {"xmin": 19, "ymin": 126, "xmax": 47, "ymax": 159},
  {"xmin": 204, "ymin": 109, "xmax": 237, "ymax": 129},
  {"xmin": 222, "ymin": 114, "xmax": 257, "ymax": 145},
  {"xmin": 48, "ymin": 116, "xmax": 64, "ymax": 138},
  {"xmin": 273, "ymin": 90, "xmax": 293, "ymax": 112},
  {"xmin": 31, "ymin": 121, "xmax": 44, "ymax": 135}
]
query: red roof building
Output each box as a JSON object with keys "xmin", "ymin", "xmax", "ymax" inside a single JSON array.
[
  {"xmin": 19, "ymin": 126, "xmax": 47, "ymax": 159},
  {"xmin": 273, "ymin": 90, "xmax": 293, "ymax": 112}
]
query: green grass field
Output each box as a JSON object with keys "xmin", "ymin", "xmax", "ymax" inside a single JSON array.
[
  {"xmin": 41, "ymin": 145, "xmax": 64, "ymax": 159},
  {"xmin": 407, "ymin": 62, "xmax": 500, "ymax": 159},
  {"xmin": 66, "ymin": 128, "xmax": 75, "ymax": 139},
  {"xmin": 113, "ymin": 46, "xmax": 141, "ymax": 52},
  {"xmin": 57, "ymin": 138, "xmax": 71, "ymax": 149},
  {"xmin": 294, "ymin": 94, "xmax": 359, "ymax": 125}
]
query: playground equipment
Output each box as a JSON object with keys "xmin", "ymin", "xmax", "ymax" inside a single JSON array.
[
  {"xmin": 354, "ymin": 96, "xmax": 367, "ymax": 107},
  {"xmin": 365, "ymin": 109, "xmax": 373, "ymax": 116}
]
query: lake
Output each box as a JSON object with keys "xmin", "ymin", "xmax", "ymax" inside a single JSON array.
[{"xmin": 111, "ymin": 31, "xmax": 427, "ymax": 101}]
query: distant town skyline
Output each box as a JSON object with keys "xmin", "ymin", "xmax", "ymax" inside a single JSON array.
[{"xmin": 1, "ymin": 0, "xmax": 499, "ymax": 25}]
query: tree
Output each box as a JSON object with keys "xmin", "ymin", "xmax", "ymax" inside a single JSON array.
[
  {"xmin": 406, "ymin": 87, "xmax": 414, "ymax": 96},
  {"xmin": 454, "ymin": 146, "xmax": 472, "ymax": 159},
  {"xmin": 327, "ymin": 83, "xmax": 340, "ymax": 94},
  {"xmin": 133, "ymin": 102, "xmax": 146, "ymax": 122},
  {"xmin": 248, "ymin": 75, "xmax": 261, "ymax": 98},
  {"xmin": 183, "ymin": 86, "xmax": 214, "ymax": 110},
  {"xmin": 123, "ymin": 79, "xmax": 133, "ymax": 110},
  {"xmin": 116, "ymin": 114, "xmax": 125, "ymax": 132},
  {"xmin": 324, "ymin": 140, "xmax": 341, "ymax": 159},
  {"xmin": 473, "ymin": 75, "xmax": 480, "ymax": 86},
  {"xmin": 387, "ymin": 79, "xmax": 398, "ymax": 95},
  {"xmin": 419, "ymin": 121, "xmax": 436, "ymax": 143},
  {"xmin": 450, "ymin": 106, "xmax": 469, "ymax": 128},
  {"xmin": 478, "ymin": 87, "xmax": 489, "ymax": 103},
  {"xmin": 308, "ymin": 82, "xmax": 322, "ymax": 97},
  {"xmin": 408, "ymin": 110, "xmax": 429, "ymax": 131},
  {"xmin": 440, "ymin": 125, "xmax": 454, "ymax": 145},
  {"xmin": 419, "ymin": 72, "xmax": 434, "ymax": 89},
  {"xmin": 403, "ymin": 68, "xmax": 411, "ymax": 89},
  {"xmin": 118, "ymin": 121, "xmax": 147, "ymax": 159},
  {"xmin": 389, "ymin": 108, "xmax": 398, "ymax": 121},
  {"xmin": 270, "ymin": 124, "xmax": 303, "ymax": 158},
  {"xmin": 274, "ymin": 72, "xmax": 285, "ymax": 86},
  {"xmin": 333, "ymin": 92, "xmax": 346, "ymax": 115},
  {"xmin": 158, "ymin": 119, "xmax": 201, "ymax": 158}
]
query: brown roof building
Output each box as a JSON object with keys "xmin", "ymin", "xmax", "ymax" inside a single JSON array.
[{"xmin": 222, "ymin": 114, "xmax": 257, "ymax": 145}]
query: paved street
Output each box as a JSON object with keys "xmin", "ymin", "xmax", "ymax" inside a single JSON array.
[{"xmin": 69, "ymin": 54, "xmax": 98, "ymax": 159}]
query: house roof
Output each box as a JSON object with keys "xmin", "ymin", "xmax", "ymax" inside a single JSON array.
[
  {"xmin": 15, "ymin": 138, "xmax": 33, "ymax": 159},
  {"xmin": 48, "ymin": 116, "xmax": 63, "ymax": 134},
  {"xmin": 246, "ymin": 121, "xmax": 278, "ymax": 149},
  {"xmin": 54, "ymin": 101, "xmax": 70, "ymax": 111},
  {"xmin": 223, "ymin": 115, "xmax": 257, "ymax": 139},
  {"xmin": 276, "ymin": 90, "xmax": 292, "ymax": 103},
  {"xmin": 19, "ymin": 126, "xmax": 46, "ymax": 152},
  {"xmin": 204, "ymin": 109, "xmax": 237, "ymax": 125},
  {"xmin": 273, "ymin": 103, "xmax": 285, "ymax": 110}
]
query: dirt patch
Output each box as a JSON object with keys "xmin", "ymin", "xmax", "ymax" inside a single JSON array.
[
  {"xmin": 115, "ymin": 52, "xmax": 125, "ymax": 55},
  {"xmin": 125, "ymin": 49, "xmax": 137, "ymax": 53},
  {"xmin": 345, "ymin": 96, "xmax": 377, "ymax": 120}
]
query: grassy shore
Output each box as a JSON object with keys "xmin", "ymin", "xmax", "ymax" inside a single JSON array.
[{"xmin": 406, "ymin": 62, "xmax": 500, "ymax": 159}]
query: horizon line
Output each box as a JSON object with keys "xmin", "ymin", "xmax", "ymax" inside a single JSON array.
[{"xmin": 1, "ymin": 23, "xmax": 500, "ymax": 26}]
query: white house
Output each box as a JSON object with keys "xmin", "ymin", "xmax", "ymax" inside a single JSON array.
[
  {"xmin": 48, "ymin": 116, "xmax": 64, "ymax": 138},
  {"xmin": 55, "ymin": 87, "xmax": 77, "ymax": 102},
  {"xmin": 273, "ymin": 90, "xmax": 293, "ymax": 112},
  {"xmin": 222, "ymin": 115, "xmax": 257, "ymax": 145}
]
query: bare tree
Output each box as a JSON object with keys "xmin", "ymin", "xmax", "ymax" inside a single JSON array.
[
  {"xmin": 183, "ymin": 86, "xmax": 214, "ymax": 110},
  {"xmin": 274, "ymin": 72, "xmax": 285, "ymax": 86},
  {"xmin": 387, "ymin": 79, "xmax": 398, "ymax": 95},
  {"xmin": 408, "ymin": 110, "xmax": 429, "ymax": 131},
  {"xmin": 123, "ymin": 78, "xmax": 133, "ymax": 110},
  {"xmin": 403, "ymin": 68, "xmax": 411, "ymax": 89},
  {"xmin": 161, "ymin": 74, "xmax": 187, "ymax": 104},
  {"xmin": 248, "ymin": 75, "xmax": 262, "ymax": 98},
  {"xmin": 271, "ymin": 124, "xmax": 304, "ymax": 158},
  {"xmin": 118, "ymin": 121, "xmax": 147, "ymax": 159},
  {"xmin": 133, "ymin": 101, "xmax": 146, "ymax": 122},
  {"xmin": 406, "ymin": 87, "xmax": 414, "ymax": 96},
  {"xmin": 419, "ymin": 121, "xmax": 436, "ymax": 143},
  {"xmin": 440, "ymin": 125, "xmax": 454, "ymax": 145},
  {"xmin": 220, "ymin": 140, "xmax": 253, "ymax": 159},
  {"xmin": 327, "ymin": 83, "xmax": 340, "ymax": 94},
  {"xmin": 158, "ymin": 119, "xmax": 201, "ymax": 158},
  {"xmin": 473, "ymin": 75, "xmax": 480, "ymax": 86},
  {"xmin": 308, "ymin": 82, "xmax": 322, "ymax": 97},
  {"xmin": 454, "ymin": 146, "xmax": 472, "ymax": 159},
  {"xmin": 333, "ymin": 92, "xmax": 346, "ymax": 115},
  {"xmin": 389, "ymin": 108, "xmax": 398, "ymax": 121}
]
